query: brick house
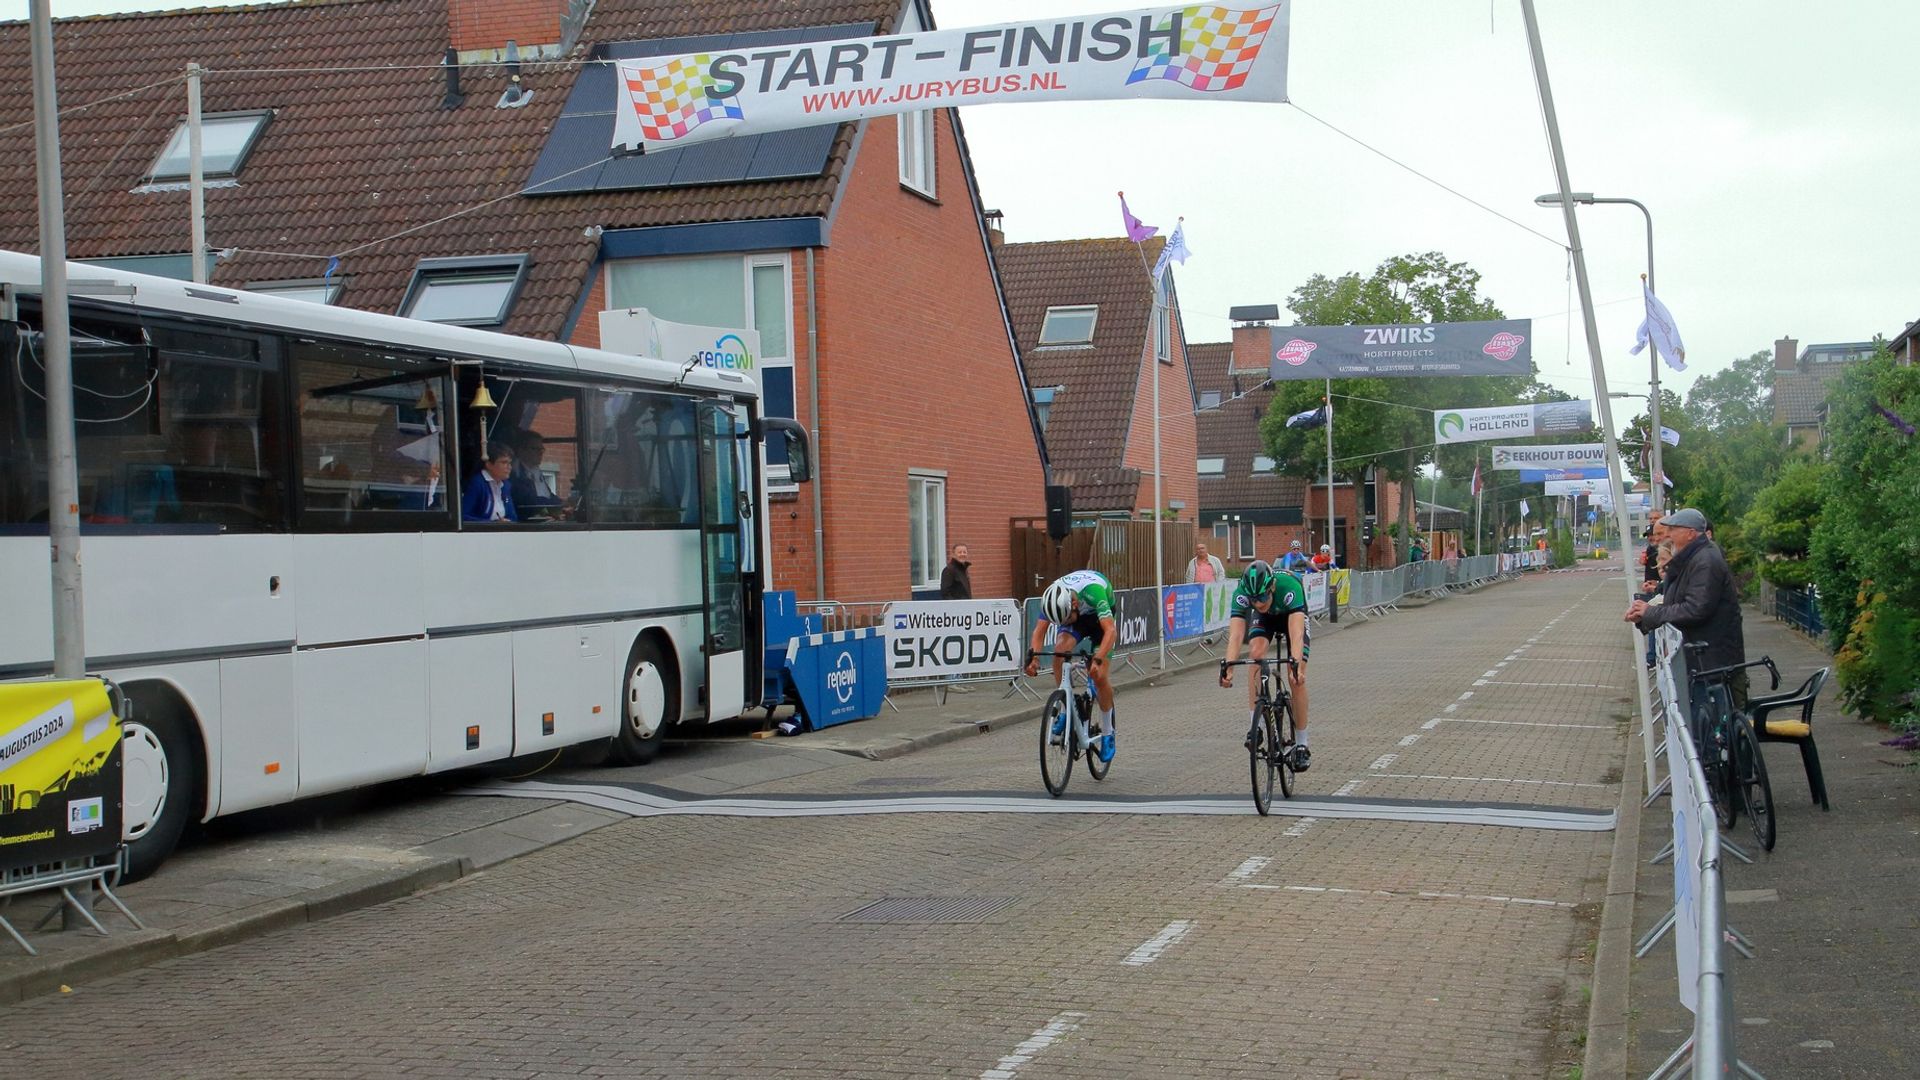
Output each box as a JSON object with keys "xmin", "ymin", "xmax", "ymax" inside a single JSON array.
[
  {"xmin": 0, "ymin": 0, "xmax": 1048, "ymax": 604},
  {"xmin": 1886, "ymin": 319, "xmax": 1918, "ymax": 367},
  {"xmin": 993, "ymin": 234, "xmax": 1199, "ymax": 522},
  {"xmin": 1770, "ymin": 335, "xmax": 1877, "ymax": 449}
]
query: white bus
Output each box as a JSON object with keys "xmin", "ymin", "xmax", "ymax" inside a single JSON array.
[{"xmin": 0, "ymin": 252, "xmax": 808, "ymax": 878}]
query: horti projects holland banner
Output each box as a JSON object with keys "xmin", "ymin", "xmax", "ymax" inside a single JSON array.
[{"xmin": 612, "ymin": 5, "xmax": 1291, "ymax": 151}]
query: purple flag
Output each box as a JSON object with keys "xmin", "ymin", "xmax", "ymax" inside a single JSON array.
[
  {"xmin": 1119, "ymin": 191, "xmax": 1158, "ymax": 244},
  {"xmin": 1874, "ymin": 401, "xmax": 1916, "ymax": 436}
]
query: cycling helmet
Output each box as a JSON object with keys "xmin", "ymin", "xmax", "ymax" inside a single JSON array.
[
  {"xmin": 1041, "ymin": 580, "xmax": 1079, "ymax": 625},
  {"xmin": 1241, "ymin": 560, "xmax": 1276, "ymax": 596}
]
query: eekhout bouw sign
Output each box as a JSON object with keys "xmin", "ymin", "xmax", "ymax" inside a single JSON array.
[
  {"xmin": 612, "ymin": 5, "xmax": 1291, "ymax": 152},
  {"xmin": 1490, "ymin": 443, "xmax": 1610, "ymax": 470}
]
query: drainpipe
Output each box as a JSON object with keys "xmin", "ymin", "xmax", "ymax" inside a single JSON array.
[{"xmin": 806, "ymin": 248, "xmax": 825, "ymax": 601}]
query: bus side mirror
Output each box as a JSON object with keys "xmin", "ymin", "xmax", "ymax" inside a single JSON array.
[{"xmin": 762, "ymin": 418, "xmax": 812, "ymax": 483}]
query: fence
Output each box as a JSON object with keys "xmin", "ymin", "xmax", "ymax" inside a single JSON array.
[
  {"xmin": 1009, "ymin": 517, "xmax": 1196, "ymax": 600},
  {"xmin": 1757, "ymin": 580, "xmax": 1824, "ymax": 640},
  {"xmin": 1344, "ymin": 552, "xmax": 1536, "ymax": 619},
  {"xmin": 1637, "ymin": 625, "xmax": 1762, "ymax": 1079}
]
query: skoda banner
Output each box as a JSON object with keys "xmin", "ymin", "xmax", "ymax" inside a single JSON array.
[
  {"xmin": 1434, "ymin": 400, "xmax": 1592, "ymax": 445},
  {"xmin": 1, "ymin": 678, "xmax": 123, "ymax": 872},
  {"xmin": 883, "ymin": 600, "xmax": 1022, "ymax": 680},
  {"xmin": 1267, "ymin": 319, "xmax": 1533, "ymax": 381},
  {"xmin": 613, "ymin": 5, "xmax": 1291, "ymax": 153},
  {"xmin": 1490, "ymin": 443, "xmax": 1610, "ymax": 470}
]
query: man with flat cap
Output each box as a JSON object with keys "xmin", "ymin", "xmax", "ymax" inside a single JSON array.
[{"xmin": 1624, "ymin": 507, "xmax": 1748, "ymax": 705}]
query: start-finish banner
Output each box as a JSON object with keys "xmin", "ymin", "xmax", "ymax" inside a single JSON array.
[
  {"xmin": 1267, "ymin": 320, "xmax": 1533, "ymax": 380},
  {"xmin": 613, "ymin": 4, "xmax": 1292, "ymax": 152}
]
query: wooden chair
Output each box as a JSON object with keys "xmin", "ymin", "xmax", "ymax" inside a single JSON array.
[{"xmin": 1747, "ymin": 667, "xmax": 1831, "ymax": 810}]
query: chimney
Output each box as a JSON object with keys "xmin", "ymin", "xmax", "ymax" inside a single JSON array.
[
  {"xmin": 983, "ymin": 209, "xmax": 1004, "ymax": 243},
  {"xmin": 1773, "ymin": 336, "xmax": 1798, "ymax": 372},
  {"xmin": 449, "ymin": 0, "xmax": 585, "ymax": 61}
]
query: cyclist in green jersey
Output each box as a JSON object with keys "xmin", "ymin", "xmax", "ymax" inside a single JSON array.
[
  {"xmin": 1218, "ymin": 560, "xmax": 1314, "ymax": 769},
  {"xmin": 1024, "ymin": 569, "xmax": 1119, "ymax": 762}
]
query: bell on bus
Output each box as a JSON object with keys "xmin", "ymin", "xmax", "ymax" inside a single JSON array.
[{"xmin": 469, "ymin": 382, "xmax": 497, "ymax": 410}]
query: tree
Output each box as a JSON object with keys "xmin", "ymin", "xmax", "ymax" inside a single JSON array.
[
  {"xmin": 1685, "ymin": 349, "xmax": 1775, "ymax": 434},
  {"xmin": 1261, "ymin": 252, "xmax": 1529, "ymax": 562},
  {"xmin": 1740, "ymin": 459, "xmax": 1827, "ymax": 589}
]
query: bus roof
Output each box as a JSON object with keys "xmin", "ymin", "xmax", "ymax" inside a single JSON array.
[{"xmin": 0, "ymin": 250, "xmax": 749, "ymax": 399}]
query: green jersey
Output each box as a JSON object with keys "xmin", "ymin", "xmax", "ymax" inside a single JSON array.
[
  {"xmin": 1230, "ymin": 573, "xmax": 1308, "ymax": 620},
  {"xmin": 1054, "ymin": 569, "xmax": 1115, "ymax": 620}
]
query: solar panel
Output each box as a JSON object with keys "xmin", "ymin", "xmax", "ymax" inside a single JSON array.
[{"xmin": 525, "ymin": 23, "xmax": 873, "ymax": 196}]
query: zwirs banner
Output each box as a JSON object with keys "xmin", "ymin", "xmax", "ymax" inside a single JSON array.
[{"xmin": 613, "ymin": 5, "xmax": 1291, "ymax": 152}]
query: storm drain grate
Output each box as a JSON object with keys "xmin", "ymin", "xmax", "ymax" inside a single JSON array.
[{"xmin": 837, "ymin": 896, "xmax": 1019, "ymax": 923}]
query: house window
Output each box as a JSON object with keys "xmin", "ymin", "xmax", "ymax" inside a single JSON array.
[
  {"xmin": 248, "ymin": 278, "xmax": 341, "ymax": 305},
  {"xmin": 1039, "ymin": 305, "xmax": 1097, "ymax": 346},
  {"xmin": 908, "ymin": 471, "xmax": 947, "ymax": 592},
  {"xmin": 399, "ymin": 255, "xmax": 529, "ymax": 327},
  {"xmin": 1239, "ymin": 521, "xmax": 1255, "ymax": 557},
  {"xmin": 1030, "ymin": 385, "xmax": 1059, "ymax": 432},
  {"xmin": 1198, "ymin": 390, "xmax": 1222, "ymax": 410},
  {"xmin": 899, "ymin": 109, "xmax": 936, "ymax": 197},
  {"xmin": 1252, "ymin": 454, "xmax": 1276, "ymax": 473},
  {"xmin": 606, "ymin": 252, "xmax": 796, "ymax": 480},
  {"xmin": 1212, "ymin": 522, "xmax": 1228, "ymax": 540},
  {"xmin": 146, "ymin": 111, "xmax": 271, "ymax": 182},
  {"xmin": 1198, "ymin": 456, "xmax": 1225, "ymax": 476}
]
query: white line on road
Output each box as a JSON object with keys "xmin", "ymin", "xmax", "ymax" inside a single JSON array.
[
  {"xmin": 1442, "ymin": 704, "xmax": 1459, "ymax": 713},
  {"xmin": 1422, "ymin": 718, "xmax": 1445, "ymax": 729},
  {"xmin": 1221, "ymin": 856, "xmax": 1271, "ymax": 884},
  {"xmin": 1373, "ymin": 773, "xmax": 1608, "ymax": 789},
  {"xmin": 1430, "ymin": 718, "xmax": 1612, "ymax": 730},
  {"xmin": 1123, "ymin": 921, "xmax": 1196, "ymax": 966},
  {"xmin": 1247, "ymin": 884, "xmax": 1574, "ymax": 908},
  {"xmin": 1331, "ymin": 780, "xmax": 1363, "ymax": 796},
  {"xmin": 1398, "ymin": 733, "xmax": 1422, "ymax": 747},
  {"xmin": 1458, "ymin": 691, "xmax": 1474, "ymax": 701},
  {"xmin": 1283, "ymin": 817, "xmax": 1318, "ymax": 837},
  {"xmin": 1482, "ymin": 670, "xmax": 1501, "ymax": 678},
  {"xmin": 1473, "ymin": 679, "xmax": 1489, "ymax": 686},
  {"xmin": 980, "ymin": 1012, "xmax": 1087, "ymax": 1079},
  {"xmin": 1369, "ymin": 754, "xmax": 1398, "ymax": 770},
  {"xmin": 1482, "ymin": 681, "xmax": 1616, "ymax": 689}
]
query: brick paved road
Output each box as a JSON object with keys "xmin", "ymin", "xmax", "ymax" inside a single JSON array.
[{"xmin": 0, "ymin": 571, "xmax": 1638, "ymax": 1079}]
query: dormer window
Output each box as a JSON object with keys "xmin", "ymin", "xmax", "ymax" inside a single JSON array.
[
  {"xmin": 1039, "ymin": 305, "xmax": 1097, "ymax": 347},
  {"xmin": 146, "ymin": 111, "xmax": 271, "ymax": 183},
  {"xmin": 399, "ymin": 256, "xmax": 529, "ymax": 327}
]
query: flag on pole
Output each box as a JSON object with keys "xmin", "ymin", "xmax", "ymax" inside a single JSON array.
[
  {"xmin": 1470, "ymin": 460, "xmax": 1483, "ymax": 497},
  {"xmin": 1630, "ymin": 279, "xmax": 1687, "ymax": 372},
  {"xmin": 1659, "ymin": 425, "xmax": 1681, "ymax": 447},
  {"xmin": 1658, "ymin": 470, "xmax": 1673, "ymax": 488},
  {"xmin": 1118, "ymin": 191, "xmax": 1158, "ymax": 244},
  {"xmin": 1151, "ymin": 217, "xmax": 1190, "ymax": 283},
  {"xmin": 1285, "ymin": 404, "xmax": 1327, "ymax": 430},
  {"xmin": 1519, "ymin": 498, "xmax": 1531, "ymax": 519}
]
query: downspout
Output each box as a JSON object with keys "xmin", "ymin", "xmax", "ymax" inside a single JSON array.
[{"xmin": 807, "ymin": 247, "xmax": 825, "ymax": 601}]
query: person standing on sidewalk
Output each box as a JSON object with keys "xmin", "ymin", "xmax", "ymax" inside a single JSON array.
[
  {"xmin": 1186, "ymin": 542, "xmax": 1225, "ymax": 583},
  {"xmin": 1625, "ymin": 507, "xmax": 1748, "ymax": 705},
  {"xmin": 939, "ymin": 544, "xmax": 972, "ymax": 600}
]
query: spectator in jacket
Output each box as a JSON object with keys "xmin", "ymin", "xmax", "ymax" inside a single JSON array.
[
  {"xmin": 462, "ymin": 442, "xmax": 518, "ymax": 523},
  {"xmin": 939, "ymin": 544, "xmax": 973, "ymax": 600},
  {"xmin": 1625, "ymin": 508, "xmax": 1747, "ymax": 705},
  {"xmin": 1639, "ymin": 509, "xmax": 1667, "ymax": 597},
  {"xmin": 1186, "ymin": 542, "xmax": 1226, "ymax": 584}
]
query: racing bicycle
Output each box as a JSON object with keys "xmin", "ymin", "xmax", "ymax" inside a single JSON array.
[
  {"xmin": 1223, "ymin": 656, "xmax": 1298, "ymax": 815},
  {"xmin": 1031, "ymin": 650, "xmax": 1112, "ymax": 796},
  {"xmin": 1684, "ymin": 643, "xmax": 1780, "ymax": 852}
]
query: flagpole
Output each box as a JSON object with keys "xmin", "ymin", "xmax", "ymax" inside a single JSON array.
[
  {"xmin": 1152, "ymin": 272, "xmax": 1165, "ymax": 672},
  {"xmin": 1522, "ymin": 0, "xmax": 1658, "ymax": 795},
  {"xmin": 1323, "ymin": 380, "xmax": 1334, "ymax": 567}
]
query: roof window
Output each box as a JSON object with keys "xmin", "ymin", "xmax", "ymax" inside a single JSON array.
[
  {"xmin": 399, "ymin": 256, "xmax": 529, "ymax": 327},
  {"xmin": 1039, "ymin": 305, "xmax": 1097, "ymax": 346},
  {"xmin": 146, "ymin": 111, "xmax": 271, "ymax": 183}
]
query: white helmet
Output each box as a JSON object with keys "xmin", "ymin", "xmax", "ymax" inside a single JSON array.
[{"xmin": 1041, "ymin": 580, "xmax": 1078, "ymax": 624}]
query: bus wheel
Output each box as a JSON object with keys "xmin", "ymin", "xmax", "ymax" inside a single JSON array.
[
  {"xmin": 611, "ymin": 637, "xmax": 675, "ymax": 766},
  {"xmin": 121, "ymin": 704, "xmax": 201, "ymax": 883}
]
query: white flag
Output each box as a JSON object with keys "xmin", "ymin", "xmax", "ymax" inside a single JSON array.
[
  {"xmin": 1519, "ymin": 498, "xmax": 1531, "ymax": 519},
  {"xmin": 1659, "ymin": 425, "xmax": 1681, "ymax": 447},
  {"xmin": 1630, "ymin": 280, "xmax": 1687, "ymax": 372},
  {"xmin": 1151, "ymin": 218, "xmax": 1190, "ymax": 284}
]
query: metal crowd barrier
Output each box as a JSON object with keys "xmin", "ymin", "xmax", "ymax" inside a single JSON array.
[{"xmin": 1638, "ymin": 625, "xmax": 1764, "ymax": 1080}]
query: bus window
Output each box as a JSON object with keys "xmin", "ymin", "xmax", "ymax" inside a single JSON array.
[
  {"xmin": 0, "ymin": 315, "xmax": 284, "ymax": 530},
  {"xmin": 474, "ymin": 379, "xmax": 580, "ymax": 524},
  {"xmin": 293, "ymin": 342, "xmax": 449, "ymax": 527},
  {"xmin": 577, "ymin": 389, "xmax": 698, "ymax": 527}
]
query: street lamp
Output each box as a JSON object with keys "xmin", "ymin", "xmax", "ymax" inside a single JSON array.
[{"xmin": 1535, "ymin": 191, "xmax": 1665, "ymax": 511}]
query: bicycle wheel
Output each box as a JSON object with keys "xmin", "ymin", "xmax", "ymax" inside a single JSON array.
[
  {"xmin": 1248, "ymin": 700, "xmax": 1274, "ymax": 816},
  {"xmin": 1039, "ymin": 690, "xmax": 1073, "ymax": 797},
  {"xmin": 1086, "ymin": 701, "xmax": 1112, "ymax": 781},
  {"xmin": 1710, "ymin": 723, "xmax": 1740, "ymax": 831},
  {"xmin": 1275, "ymin": 694, "xmax": 1297, "ymax": 799},
  {"xmin": 1735, "ymin": 720, "xmax": 1776, "ymax": 852}
]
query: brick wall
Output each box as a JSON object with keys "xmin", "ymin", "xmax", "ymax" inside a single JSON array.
[
  {"xmin": 449, "ymin": 0, "xmax": 562, "ymax": 52},
  {"xmin": 794, "ymin": 108, "xmax": 1046, "ymax": 603}
]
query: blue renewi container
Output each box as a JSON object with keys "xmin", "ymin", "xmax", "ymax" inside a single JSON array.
[{"xmin": 760, "ymin": 591, "xmax": 886, "ymax": 730}]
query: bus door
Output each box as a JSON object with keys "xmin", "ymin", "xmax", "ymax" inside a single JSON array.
[{"xmin": 695, "ymin": 400, "xmax": 759, "ymax": 721}]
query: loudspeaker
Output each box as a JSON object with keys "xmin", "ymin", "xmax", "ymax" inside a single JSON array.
[{"xmin": 1045, "ymin": 485, "xmax": 1073, "ymax": 541}]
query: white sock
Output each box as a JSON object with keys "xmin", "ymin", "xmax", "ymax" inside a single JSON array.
[
  {"xmin": 1296, "ymin": 728, "xmax": 1310, "ymax": 747},
  {"xmin": 1102, "ymin": 707, "xmax": 1116, "ymax": 731}
]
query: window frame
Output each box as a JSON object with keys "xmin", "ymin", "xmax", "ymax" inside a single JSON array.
[
  {"xmin": 1197, "ymin": 456, "xmax": 1226, "ymax": 476},
  {"xmin": 1198, "ymin": 390, "xmax": 1222, "ymax": 411},
  {"xmin": 398, "ymin": 255, "xmax": 530, "ymax": 328},
  {"xmin": 145, "ymin": 109, "xmax": 273, "ymax": 183},
  {"xmin": 1252, "ymin": 454, "xmax": 1276, "ymax": 474},
  {"xmin": 895, "ymin": 5, "xmax": 936, "ymax": 198},
  {"xmin": 290, "ymin": 341, "xmax": 456, "ymax": 533},
  {"xmin": 908, "ymin": 470, "xmax": 948, "ymax": 593},
  {"xmin": 1038, "ymin": 305, "xmax": 1098, "ymax": 347},
  {"xmin": 1153, "ymin": 280, "xmax": 1172, "ymax": 364}
]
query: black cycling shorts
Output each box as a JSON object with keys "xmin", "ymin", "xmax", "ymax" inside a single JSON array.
[
  {"xmin": 1059, "ymin": 610, "xmax": 1107, "ymax": 651},
  {"xmin": 1243, "ymin": 608, "xmax": 1308, "ymax": 644}
]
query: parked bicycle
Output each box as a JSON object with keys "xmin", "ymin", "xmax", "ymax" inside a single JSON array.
[
  {"xmin": 1684, "ymin": 642, "xmax": 1781, "ymax": 851},
  {"xmin": 1031, "ymin": 650, "xmax": 1113, "ymax": 796},
  {"xmin": 1222, "ymin": 656, "xmax": 1298, "ymax": 815}
]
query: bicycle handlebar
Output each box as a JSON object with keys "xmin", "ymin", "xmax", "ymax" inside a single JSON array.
[
  {"xmin": 1690, "ymin": 655, "xmax": 1779, "ymax": 690},
  {"xmin": 1220, "ymin": 657, "xmax": 1298, "ymax": 672}
]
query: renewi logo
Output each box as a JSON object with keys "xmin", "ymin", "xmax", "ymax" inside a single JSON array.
[
  {"xmin": 1437, "ymin": 412, "xmax": 1466, "ymax": 439},
  {"xmin": 827, "ymin": 649, "xmax": 858, "ymax": 706},
  {"xmin": 694, "ymin": 333, "xmax": 755, "ymax": 372}
]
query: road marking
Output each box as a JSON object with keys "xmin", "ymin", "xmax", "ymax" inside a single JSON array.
[
  {"xmin": 1397, "ymin": 734, "xmax": 1422, "ymax": 747},
  {"xmin": 1481, "ymin": 681, "xmax": 1616, "ymax": 689},
  {"xmin": 1372, "ymin": 773, "xmax": 1608, "ymax": 789},
  {"xmin": 1458, "ymin": 691, "xmax": 1475, "ymax": 701},
  {"xmin": 1221, "ymin": 856, "xmax": 1270, "ymax": 884},
  {"xmin": 1504, "ymin": 654, "xmax": 1519, "ymax": 662},
  {"xmin": 980, "ymin": 1012, "xmax": 1086, "ymax": 1079},
  {"xmin": 1283, "ymin": 817, "xmax": 1318, "ymax": 837},
  {"xmin": 1422, "ymin": 718, "xmax": 1445, "ymax": 729},
  {"xmin": 1246, "ymin": 884, "xmax": 1574, "ymax": 908},
  {"xmin": 1442, "ymin": 704, "xmax": 1459, "ymax": 713},
  {"xmin": 1123, "ymin": 920, "xmax": 1195, "ymax": 966},
  {"xmin": 1430, "ymin": 718, "xmax": 1612, "ymax": 730},
  {"xmin": 468, "ymin": 781, "xmax": 1618, "ymax": 831},
  {"xmin": 1509, "ymin": 658, "xmax": 1610, "ymax": 663},
  {"xmin": 1331, "ymin": 780, "xmax": 1363, "ymax": 796},
  {"xmin": 1482, "ymin": 670, "xmax": 1501, "ymax": 678},
  {"xmin": 1369, "ymin": 754, "xmax": 1398, "ymax": 770},
  {"xmin": 1473, "ymin": 679, "xmax": 1489, "ymax": 686}
]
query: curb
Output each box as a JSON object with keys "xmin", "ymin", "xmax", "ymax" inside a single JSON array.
[
  {"xmin": 0, "ymin": 854, "xmax": 470, "ymax": 1006},
  {"xmin": 1583, "ymin": 709, "xmax": 1648, "ymax": 1079}
]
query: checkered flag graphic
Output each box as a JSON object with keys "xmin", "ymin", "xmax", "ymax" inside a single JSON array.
[
  {"xmin": 623, "ymin": 54, "xmax": 745, "ymax": 143},
  {"xmin": 1126, "ymin": 5, "xmax": 1283, "ymax": 92}
]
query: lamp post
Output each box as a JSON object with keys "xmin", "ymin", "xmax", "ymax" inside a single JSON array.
[{"xmin": 1535, "ymin": 191, "xmax": 1663, "ymax": 511}]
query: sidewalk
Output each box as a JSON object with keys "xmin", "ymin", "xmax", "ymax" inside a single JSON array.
[
  {"xmin": 0, "ymin": 580, "xmax": 1481, "ymax": 1004},
  {"xmin": 1618, "ymin": 609, "xmax": 1920, "ymax": 1078}
]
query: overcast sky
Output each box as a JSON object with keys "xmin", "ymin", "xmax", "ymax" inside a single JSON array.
[{"xmin": 15, "ymin": 0, "xmax": 1919, "ymax": 421}]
